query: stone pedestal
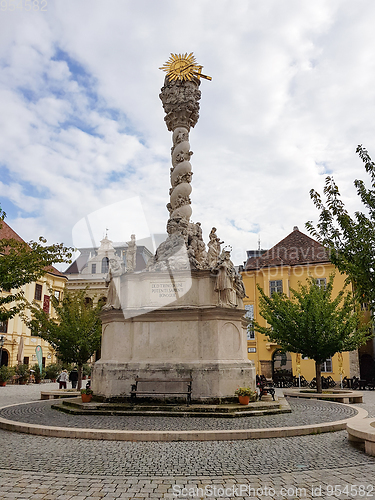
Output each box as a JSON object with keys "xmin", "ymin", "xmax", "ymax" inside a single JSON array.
[{"xmin": 92, "ymin": 270, "xmax": 255, "ymax": 401}]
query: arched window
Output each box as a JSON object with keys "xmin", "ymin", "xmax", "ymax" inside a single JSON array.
[
  {"xmin": 84, "ymin": 297, "xmax": 93, "ymax": 307},
  {"xmin": 272, "ymin": 349, "xmax": 293, "ymax": 386},
  {"xmin": 101, "ymin": 257, "xmax": 109, "ymax": 274},
  {"xmin": 0, "ymin": 349, "xmax": 9, "ymax": 367},
  {"xmin": 98, "ymin": 296, "xmax": 107, "ymax": 307}
]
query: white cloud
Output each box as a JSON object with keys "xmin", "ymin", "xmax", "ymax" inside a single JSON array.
[{"xmin": 1, "ymin": 0, "xmax": 375, "ymax": 265}]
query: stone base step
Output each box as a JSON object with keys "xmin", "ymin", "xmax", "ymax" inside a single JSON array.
[{"xmin": 52, "ymin": 396, "xmax": 291, "ymax": 418}]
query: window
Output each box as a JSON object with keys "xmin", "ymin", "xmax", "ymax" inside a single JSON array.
[
  {"xmin": 269, "ymin": 280, "xmax": 283, "ymax": 295},
  {"xmin": 248, "ymin": 347, "xmax": 256, "ymax": 353},
  {"xmin": 85, "ymin": 297, "xmax": 93, "ymax": 307},
  {"xmin": 98, "ymin": 296, "xmax": 107, "ymax": 307},
  {"xmin": 315, "ymin": 278, "xmax": 326, "ymax": 289},
  {"xmin": 91, "ymin": 264, "xmax": 96, "ymax": 274},
  {"xmin": 101, "ymin": 257, "xmax": 109, "ymax": 274},
  {"xmin": 23, "ymin": 357, "xmax": 29, "ymax": 366},
  {"xmin": 244, "ymin": 304, "xmax": 255, "ymax": 340},
  {"xmin": 54, "ymin": 290, "xmax": 60, "ymax": 302},
  {"xmin": 0, "ymin": 320, "xmax": 7, "ymax": 333},
  {"xmin": 43, "ymin": 295, "xmax": 50, "ymax": 314},
  {"xmin": 34, "ymin": 284, "xmax": 42, "ymax": 301},
  {"xmin": 321, "ymin": 357, "xmax": 332, "ymax": 372}
]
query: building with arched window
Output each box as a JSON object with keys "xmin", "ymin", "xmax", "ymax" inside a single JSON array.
[
  {"xmin": 241, "ymin": 226, "xmax": 365, "ymax": 384},
  {"xmin": 64, "ymin": 233, "xmax": 153, "ymax": 304},
  {"xmin": 0, "ymin": 220, "xmax": 67, "ymax": 368}
]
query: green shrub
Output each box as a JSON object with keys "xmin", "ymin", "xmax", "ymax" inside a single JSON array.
[
  {"xmin": 15, "ymin": 364, "xmax": 29, "ymax": 382},
  {"xmin": 235, "ymin": 387, "xmax": 256, "ymax": 397},
  {"xmin": 45, "ymin": 363, "xmax": 61, "ymax": 381},
  {"xmin": 83, "ymin": 363, "xmax": 92, "ymax": 377},
  {"xmin": 81, "ymin": 388, "xmax": 93, "ymax": 395},
  {"xmin": 0, "ymin": 365, "xmax": 14, "ymax": 383}
]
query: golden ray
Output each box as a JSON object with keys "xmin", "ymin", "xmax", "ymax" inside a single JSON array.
[{"xmin": 160, "ymin": 53, "xmax": 212, "ymax": 82}]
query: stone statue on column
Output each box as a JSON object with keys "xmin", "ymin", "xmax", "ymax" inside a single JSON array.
[{"xmin": 126, "ymin": 234, "xmax": 137, "ymax": 272}]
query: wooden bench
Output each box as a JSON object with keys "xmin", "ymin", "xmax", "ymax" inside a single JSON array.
[{"xmin": 130, "ymin": 377, "xmax": 192, "ymax": 406}]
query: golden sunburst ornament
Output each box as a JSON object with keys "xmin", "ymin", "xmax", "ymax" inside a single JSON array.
[{"xmin": 160, "ymin": 53, "xmax": 212, "ymax": 82}]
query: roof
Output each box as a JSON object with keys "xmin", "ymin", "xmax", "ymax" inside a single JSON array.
[
  {"xmin": 0, "ymin": 219, "xmax": 66, "ymax": 278},
  {"xmin": 244, "ymin": 227, "xmax": 330, "ymax": 271},
  {"xmin": 0, "ymin": 219, "xmax": 24, "ymax": 243},
  {"xmin": 64, "ymin": 245, "xmax": 152, "ymax": 275}
]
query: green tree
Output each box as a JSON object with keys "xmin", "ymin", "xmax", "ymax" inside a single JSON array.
[
  {"xmin": 255, "ymin": 275, "xmax": 371, "ymax": 393},
  {"xmin": 0, "ymin": 206, "xmax": 72, "ymax": 322},
  {"xmin": 25, "ymin": 289, "xmax": 102, "ymax": 389},
  {"xmin": 306, "ymin": 145, "xmax": 375, "ymax": 309}
]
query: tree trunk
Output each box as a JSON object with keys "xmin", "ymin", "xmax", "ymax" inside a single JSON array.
[
  {"xmin": 77, "ymin": 364, "xmax": 83, "ymax": 391},
  {"xmin": 315, "ymin": 361, "xmax": 322, "ymax": 393}
]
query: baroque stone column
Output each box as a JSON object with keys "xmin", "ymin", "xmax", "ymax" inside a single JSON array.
[{"xmin": 159, "ymin": 77, "xmax": 201, "ymax": 226}]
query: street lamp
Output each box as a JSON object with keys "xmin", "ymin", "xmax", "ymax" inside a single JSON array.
[{"xmin": 0, "ymin": 335, "xmax": 5, "ymax": 367}]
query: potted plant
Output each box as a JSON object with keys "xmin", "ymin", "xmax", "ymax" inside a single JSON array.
[
  {"xmin": 235, "ymin": 387, "xmax": 257, "ymax": 405},
  {"xmin": 81, "ymin": 387, "xmax": 93, "ymax": 403},
  {"xmin": 0, "ymin": 365, "xmax": 14, "ymax": 386},
  {"xmin": 15, "ymin": 364, "xmax": 30, "ymax": 385}
]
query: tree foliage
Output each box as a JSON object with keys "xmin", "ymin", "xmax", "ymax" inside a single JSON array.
[
  {"xmin": 306, "ymin": 145, "xmax": 375, "ymax": 308},
  {"xmin": 0, "ymin": 206, "xmax": 72, "ymax": 322},
  {"xmin": 24, "ymin": 289, "xmax": 102, "ymax": 389},
  {"xmin": 255, "ymin": 275, "xmax": 371, "ymax": 392}
]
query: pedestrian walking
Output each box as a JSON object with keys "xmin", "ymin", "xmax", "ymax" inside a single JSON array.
[
  {"xmin": 57, "ymin": 369, "xmax": 68, "ymax": 389},
  {"xmin": 69, "ymin": 367, "xmax": 78, "ymax": 389}
]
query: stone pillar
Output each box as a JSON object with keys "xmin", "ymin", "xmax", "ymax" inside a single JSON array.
[{"xmin": 159, "ymin": 77, "xmax": 201, "ymax": 228}]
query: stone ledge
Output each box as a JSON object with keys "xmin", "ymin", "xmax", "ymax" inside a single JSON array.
[
  {"xmin": 51, "ymin": 395, "xmax": 291, "ymax": 418},
  {"xmin": 347, "ymin": 417, "xmax": 375, "ymax": 456},
  {"xmin": 283, "ymin": 388, "xmax": 363, "ymax": 404},
  {"xmin": 40, "ymin": 390, "xmax": 80, "ymax": 400},
  {"xmin": 0, "ymin": 398, "xmax": 366, "ymax": 442}
]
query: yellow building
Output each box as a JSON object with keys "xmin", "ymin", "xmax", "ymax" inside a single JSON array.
[
  {"xmin": 0, "ymin": 221, "xmax": 67, "ymax": 368},
  {"xmin": 241, "ymin": 226, "xmax": 360, "ymax": 384}
]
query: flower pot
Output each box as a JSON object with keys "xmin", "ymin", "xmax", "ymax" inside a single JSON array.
[
  {"xmin": 81, "ymin": 394, "xmax": 92, "ymax": 403},
  {"xmin": 0, "ymin": 381, "xmax": 6, "ymax": 387},
  {"xmin": 238, "ymin": 395, "xmax": 250, "ymax": 405}
]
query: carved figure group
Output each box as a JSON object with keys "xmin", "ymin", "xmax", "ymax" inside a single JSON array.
[
  {"xmin": 175, "ymin": 131, "xmax": 189, "ymax": 144},
  {"xmin": 174, "ymin": 194, "xmax": 191, "ymax": 209},
  {"xmin": 175, "ymin": 151, "xmax": 193, "ymax": 163},
  {"xmin": 213, "ymin": 248, "xmax": 248, "ymax": 308},
  {"xmin": 159, "ymin": 77, "xmax": 201, "ymax": 131}
]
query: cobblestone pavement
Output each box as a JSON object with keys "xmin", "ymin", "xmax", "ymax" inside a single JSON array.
[
  {"xmin": 0, "ymin": 398, "xmax": 358, "ymax": 431},
  {"xmin": 1, "ymin": 383, "xmax": 375, "ymax": 499}
]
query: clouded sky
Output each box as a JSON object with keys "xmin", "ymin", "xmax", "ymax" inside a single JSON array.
[{"xmin": 1, "ymin": 0, "xmax": 375, "ymax": 267}]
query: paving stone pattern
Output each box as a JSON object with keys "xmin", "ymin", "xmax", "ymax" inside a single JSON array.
[
  {"xmin": 0, "ymin": 398, "xmax": 358, "ymax": 430},
  {"xmin": 0, "ymin": 383, "xmax": 375, "ymax": 499}
]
